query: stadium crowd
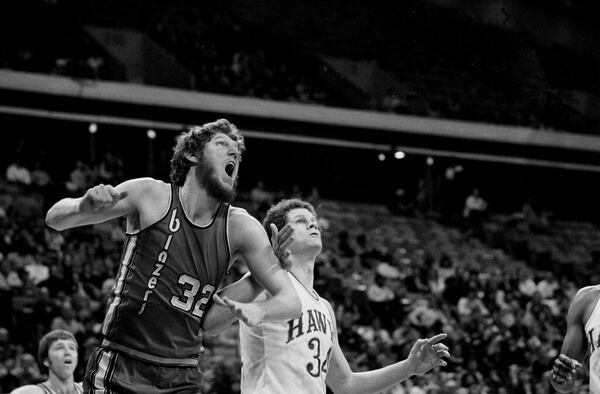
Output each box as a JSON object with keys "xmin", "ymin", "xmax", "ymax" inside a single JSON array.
[{"xmin": 0, "ymin": 150, "xmax": 595, "ymax": 393}]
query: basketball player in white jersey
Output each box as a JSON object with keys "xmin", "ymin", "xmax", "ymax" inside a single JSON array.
[
  {"xmin": 11, "ymin": 330, "xmax": 83, "ymax": 394},
  {"xmin": 204, "ymin": 198, "xmax": 450, "ymax": 394},
  {"xmin": 551, "ymin": 285, "xmax": 600, "ymax": 393}
]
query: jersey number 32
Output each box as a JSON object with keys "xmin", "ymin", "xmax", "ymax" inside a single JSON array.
[{"xmin": 170, "ymin": 274, "xmax": 216, "ymax": 318}]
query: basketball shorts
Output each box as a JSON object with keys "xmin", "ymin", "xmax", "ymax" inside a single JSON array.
[{"xmin": 83, "ymin": 346, "xmax": 203, "ymax": 394}]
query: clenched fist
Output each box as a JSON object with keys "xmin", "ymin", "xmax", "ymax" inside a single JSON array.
[{"xmin": 80, "ymin": 184, "xmax": 128, "ymax": 213}]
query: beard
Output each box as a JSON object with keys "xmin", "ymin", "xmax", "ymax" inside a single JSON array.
[{"xmin": 195, "ymin": 156, "xmax": 237, "ymax": 203}]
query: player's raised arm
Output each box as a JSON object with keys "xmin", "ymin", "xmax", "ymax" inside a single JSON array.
[
  {"xmin": 323, "ymin": 300, "xmax": 449, "ymax": 394},
  {"xmin": 551, "ymin": 288, "xmax": 589, "ymax": 393},
  {"xmin": 222, "ymin": 208, "xmax": 301, "ymax": 325},
  {"xmin": 45, "ymin": 177, "xmax": 155, "ymax": 231}
]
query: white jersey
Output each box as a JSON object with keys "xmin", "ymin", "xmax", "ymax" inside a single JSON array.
[
  {"xmin": 37, "ymin": 382, "xmax": 83, "ymax": 394},
  {"xmin": 240, "ymin": 272, "xmax": 335, "ymax": 394},
  {"xmin": 585, "ymin": 291, "xmax": 600, "ymax": 394}
]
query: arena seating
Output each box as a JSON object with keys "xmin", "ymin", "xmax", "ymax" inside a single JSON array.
[{"xmin": 0, "ymin": 156, "xmax": 596, "ymax": 392}]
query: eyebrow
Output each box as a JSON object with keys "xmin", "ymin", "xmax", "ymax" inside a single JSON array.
[
  {"xmin": 50, "ymin": 341, "xmax": 78, "ymax": 349},
  {"xmin": 292, "ymin": 214, "xmax": 316, "ymax": 221},
  {"xmin": 215, "ymin": 136, "xmax": 239, "ymax": 148}
]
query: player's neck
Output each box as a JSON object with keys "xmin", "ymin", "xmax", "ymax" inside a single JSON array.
[
  {"xmin": 47, "ymin": 373, "xmax": 76, "ymax": 394},
  {"xmin": 289, "ymin": 256, "xmax": 315, "ymax": 291},
  {"xmin": 180, "ymin": 177, "xmax": 221, "ymax": 223}
]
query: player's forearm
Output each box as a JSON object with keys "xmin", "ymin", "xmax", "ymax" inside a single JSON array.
[
  {"xmin": 45, "ymin": 198, "xmax": 85, "ymax": 231},
  {"xmin": 202, "ymin": 275, "xmax": 263, "ymax": 336},
  {"xmin": 334, "ymin": 360, "xmax": 416, "ymax": 394},
  {"xmin": 202, "ymin": 305, "xmax": 241, "ymax": 337},
  {"xmin": 257, "ymin": 285, "xmax": 301, "ymax": 322}
]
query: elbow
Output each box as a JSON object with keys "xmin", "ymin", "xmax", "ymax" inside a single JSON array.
[
  {"xmin": 45, "ymin": 213, "xmax": 58, "ymax": 231},
  {"xmin": 201, "ymin": 325, "xmax": 219, "ymax": 338},
  {"xmin": 201, "ymin": 314, "xmax": 225, "ymax": 338},
  {"xmin": 45, "ymin": 213, "xmax": 64, "ymax": 232},
  {"xmin": 329, "ymin": 378, "xmax": 355, "ymax": 394}
]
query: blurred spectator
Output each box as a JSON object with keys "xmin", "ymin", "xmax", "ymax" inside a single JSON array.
[
  {"xmin": 306, "ymin": 186, "xmax": 320, "ymax": 206},
  {"xmin": 457, "ymin": 289, "xmax": 489, "ymax": 321},
  {"xmin": 536, "ymin": 271, "xmax": 559, "ymax": 299},
  {"xmin": 65, "ymin": 160, "xmax": 95, "ymax": 194},
  {"xmin": 23, "ymin": 255, "xmax": 49, "ymax": 286},
  {"xmin": 6, "ymin": 160, "xmax": 31, "ymax": 186},
  {"xmin": 518, "ymin": 272, "xmax": 537, "ymax": 298},
  {"xmin": 30, "ymin": 161, "xmax": 52, "ymax": 190},
  {"xmin": 521, "ymin": 198, "xmax": 551, "ymax": 234},
  {"xmin": 50, "ymin": 303, "xmax": 84, "ymax": 336},
  {"xmin": 249, "ymin": 180, "xmax": 273, "ymax": 217},
  {"xmin": 367, "ymin": 273, "xmax": 396, "ymax": 324},
  {"xmin": 407, "ymin": 298, "xmax": 448, "ymax": 331},
  {"xmin": 391, "ymin": 188, "xmax": 415, "ymax": 217},
  {"xmin": 463, "ymin": 188, "xmax": 487, "ymax": 239},
  {"xmin": 337, "ymin": 230, "xmax": 356, "ymax": 258},
  {"xmin": 10, "ymin": 351, "xmax": 43, "ymax": 386},
  {"xmin": 96, "ymin": 150, "xmax": 124, "ymax": 184}
]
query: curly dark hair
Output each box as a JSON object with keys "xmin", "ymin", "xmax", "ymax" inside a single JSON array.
[
  {"xmin": 262, "ymin": 199, "xmax": 317, "ymax": 242},
  {"xmin": 169, "ymin": 119, "xmax": 245, "ymax": 186},
  {"xmin": 37, "ymin": 329, "xmax": 77, "ymax": 373}
]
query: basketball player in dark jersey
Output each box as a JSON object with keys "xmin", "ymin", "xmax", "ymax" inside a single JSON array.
[
  {"xmin": 45, "ymin": 119, "xmax": 301, "ymax": 393},
  {"xmin": 10, "ymin": 330, "xmax": 83, "ymax": 394}
]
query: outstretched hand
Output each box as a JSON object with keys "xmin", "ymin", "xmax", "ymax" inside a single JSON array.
[
  {"xmin": 407, "ymin": 333, "xmax": 450, "ymax": 376},
  {"xmin": 270, "ymin": 223, "xmax": 294, "ymax": 269},
  {"xmin": 552, "ymin": 354, "xmax": 582, "ymax": 386},
  {"xmin": 213, "ymin": 294, "xmax": 265, "ymax": 327}
]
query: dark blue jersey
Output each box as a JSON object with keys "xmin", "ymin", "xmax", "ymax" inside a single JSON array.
[{"xmin": 101, "ymin": 184, "xmax": 230, "ymax": 365}]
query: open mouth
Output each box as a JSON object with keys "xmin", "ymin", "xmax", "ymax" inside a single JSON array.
[{"xmin": 225, "ymin": 161, "xmax": 236, "ymax": 178}]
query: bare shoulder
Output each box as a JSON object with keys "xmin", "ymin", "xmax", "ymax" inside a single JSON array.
[
  {"xmin": 10, "ymin": 385, "xmax": 44, "ymax": 394},
  {"xmin": 228, "ymin": 206, "xmax": 264, "ymax": 236},
  {"xmin": 120, "ymin": 177, "xmax": 168, "ymax": 198},
  {"xmin": 227, "ymin": 206, "xmax": 269, "ymax": 253},
  {"xmin": 573, "ymin": 285, "xmax": 600, "ymax": 304},
  {"xmin": 121, "ymin": 178, "xmax": 170, "ymax": 230},
  {"xmin": 228, "ymin": 206, "xmax": 257, "ymax": 225},
  {"xmin": 570, "ymin": 285, "xmax": 600, "ymax": 320}
]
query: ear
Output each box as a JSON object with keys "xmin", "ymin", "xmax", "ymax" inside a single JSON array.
[
  {"xmin": 43, "ymin": 360, "xmax": 49, "ymax": 367},
  {"xmin": 184, "ymin": 153, "xmax": 199, "ymax": 164}
]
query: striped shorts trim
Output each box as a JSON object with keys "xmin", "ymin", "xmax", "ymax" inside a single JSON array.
[
  {"xmin": 83, "ymin": 346, "xmax": 203, "ymax": 394},
  {"xmin": 87, "ymin": 347, "xmax": 118, "ymax": 393}
]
